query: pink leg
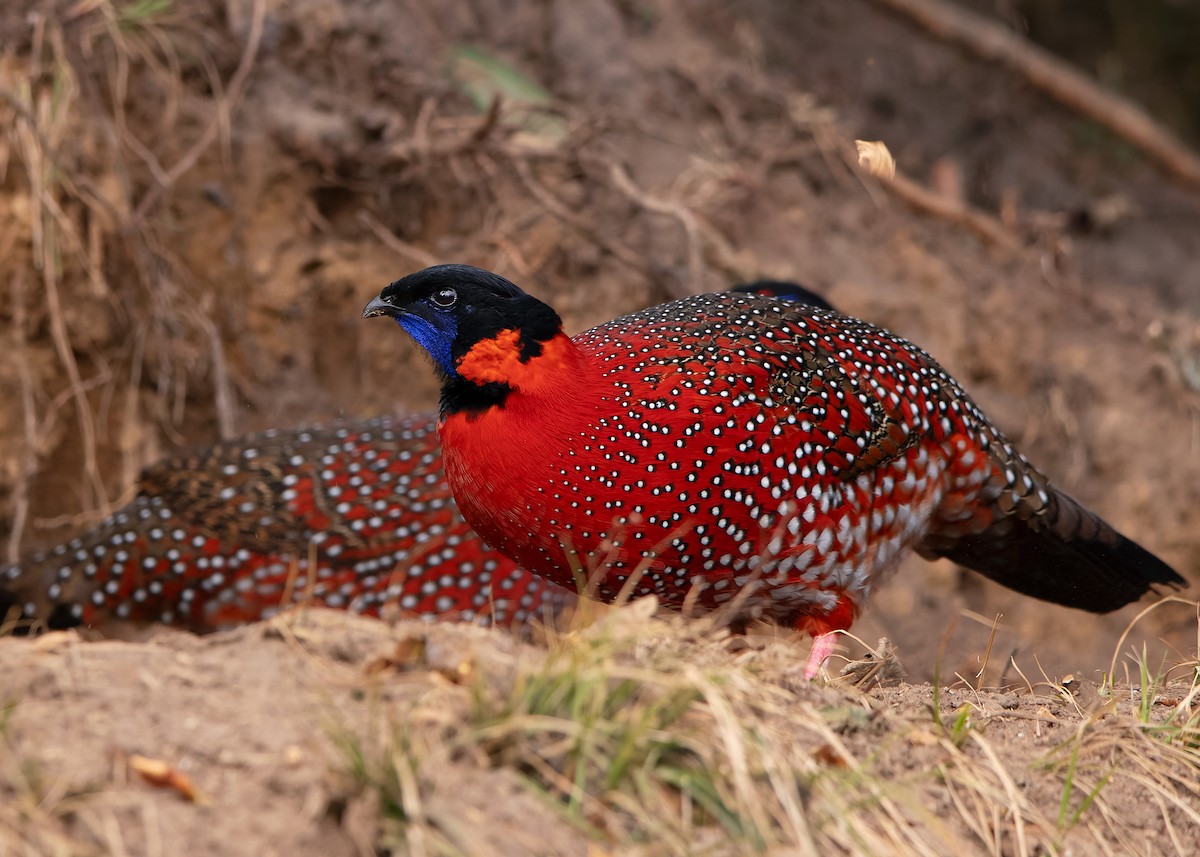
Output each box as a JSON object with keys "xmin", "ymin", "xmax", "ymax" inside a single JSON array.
[{"xmin": 804, "ymin": 632, "xmax": 839, "ymax": 680}]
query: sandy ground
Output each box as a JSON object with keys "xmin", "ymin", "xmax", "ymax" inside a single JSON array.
[{"xmin": 4, "ymin": 609, "xmax": 1198, "ymax": 856}]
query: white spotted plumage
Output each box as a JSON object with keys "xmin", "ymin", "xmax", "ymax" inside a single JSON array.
[
  {"xmin": 438, "ymin": 289, "xmax": 1066, "ymax": 648},
  {"xmin": 2, "ymin": 414, "xmax": 572, "ymax": 631}
]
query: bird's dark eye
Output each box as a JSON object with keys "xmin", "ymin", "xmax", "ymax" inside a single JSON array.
[{"xmin": 430, "ymin": 288, "xmax": 457, "ymax": 309}]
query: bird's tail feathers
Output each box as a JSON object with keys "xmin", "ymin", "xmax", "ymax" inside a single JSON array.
[{"xmin": 923, "ymin": 486, "xmax": 1185, "ymax": 613}]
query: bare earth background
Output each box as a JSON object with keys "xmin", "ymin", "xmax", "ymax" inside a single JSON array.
[{"xmin": 1, "ymin": 0, "xmax": 1199, "ymax": 854}]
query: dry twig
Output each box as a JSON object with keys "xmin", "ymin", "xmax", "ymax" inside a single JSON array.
[
  {"xmin": 357, "ymin": 212, "xmax": 442, "ymax": 269},
  {"xmin": 509, "ymin": 157, "xmax": 649, "ymax": 275},
  {"xmin": 854, "ymin": 140, "xmax": 1021, "ymax": 249},
  {"xmin": 873, "ymin": 0, "xmax": 1200, "ymax": 188},
  {"xmin": 607, "ymin": 162, "xmax": 704, "ymax": 295},
  {"xmin": 606, "ymin": 161, "xmax": 752, "ymax": 293}
]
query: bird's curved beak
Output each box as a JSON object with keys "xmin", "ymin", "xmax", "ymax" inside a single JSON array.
[{"xmin": 362, "ymin": 296, "xmax": 398, "ymax": 319}]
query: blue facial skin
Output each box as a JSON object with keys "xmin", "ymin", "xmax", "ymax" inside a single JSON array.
[{"xmin": 396, "ymin": 310, "xmax": 458, "ymax": 378}]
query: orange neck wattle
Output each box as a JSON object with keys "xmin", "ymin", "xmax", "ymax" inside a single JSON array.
[
  {"xmin": 454, "ymin": 329, "xmax": 581, "ymax": 398},
  {"xmin": 437, "ymin": 331, "xmax": 600, "ymax": 586}
]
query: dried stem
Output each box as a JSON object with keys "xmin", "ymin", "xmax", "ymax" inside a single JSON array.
[{"xmin": 133, "ymin": 0, "xmax": 266, "ymax": 220}]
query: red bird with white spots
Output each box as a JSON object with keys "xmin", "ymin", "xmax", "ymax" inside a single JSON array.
[
  {"xmin": 364, "ymin": 265, "xmax": 1185, "ymax": 677},
  {"xmin": 1, "ymin": 415, "xmax": 570, "ymax": 633}
]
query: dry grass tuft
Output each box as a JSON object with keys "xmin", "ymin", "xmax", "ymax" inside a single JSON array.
[
  {"xmin": 1, "ymin": 1, "xmax": 246, "ymax": 557},
  {"xmin": 0, "ymin": 697, "xmax": 101, "ymax": 856},
  {"xmin": 329, "ymin": 602, "xmax": 1200, "ymax": 856}
]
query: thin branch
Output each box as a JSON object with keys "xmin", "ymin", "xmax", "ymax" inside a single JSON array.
[
  {"xmin": 874, "ymin": 0, "xmax": 1200, "ymax": 189},
  {"xmin": 357, "ymin": 212, "xmax": 442, "ymax": 269},
  {"xmin": 868, "ymin": 168, "xmax": 1021, "ymax": 250},
  {"xmin": 607, "ymin": 160, "xmax": 751, "ymax": 291},
  {"xmin": 607, "ymin": 162, "xmax": 704, "ymax": 295},
  {"xmin": 510, "ymin": 157, "xmax": 649, "ymax": 275}
]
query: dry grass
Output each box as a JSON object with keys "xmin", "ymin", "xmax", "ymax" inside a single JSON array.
[
  {"xmin": 328, "ymin": 601, "xmax": 1200, "ymax": 856},
  {"xmin": 1, "ymin": 1, "xmax": 243, "ymax": 560},
  {"xmin": 1, "ymin": 601, "xmax": 1196, "ymax": 855},
  {"xmin": 0, "ymin": 697, "xmax": 99, "ymax": 857}
]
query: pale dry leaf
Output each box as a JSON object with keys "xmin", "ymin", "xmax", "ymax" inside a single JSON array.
[
  {"xmin": 128, "ymin": 754, "xmax": 207, "ymax": 804},
  {"xmin": 855, "ymin": 140, "xmax": 896, "ymax": 180}
]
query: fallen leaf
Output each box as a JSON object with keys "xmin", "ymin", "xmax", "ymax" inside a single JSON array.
[
  {"xmin": 812, "ymin": 743, "xmax": 849, "ymax": 768},
  {"xmin": 129, "ymin": 754, "xmax": 207, "ymax": 804},
  {"xmin": 855, "ymin": 140, "xmax": 896, "ymax": 179}
]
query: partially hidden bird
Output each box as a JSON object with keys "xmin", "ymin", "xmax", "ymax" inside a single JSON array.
[
  {"xmin": 1, "ymin": 414, "xmax": 570, "ymax": 633},
  {"xmin": 1, "ymin": 281, "xmax": 824, "ymax": 636},
  {"xmin": 362, "ymin": 264, "xmax": 1186, "ymax": 677}
]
